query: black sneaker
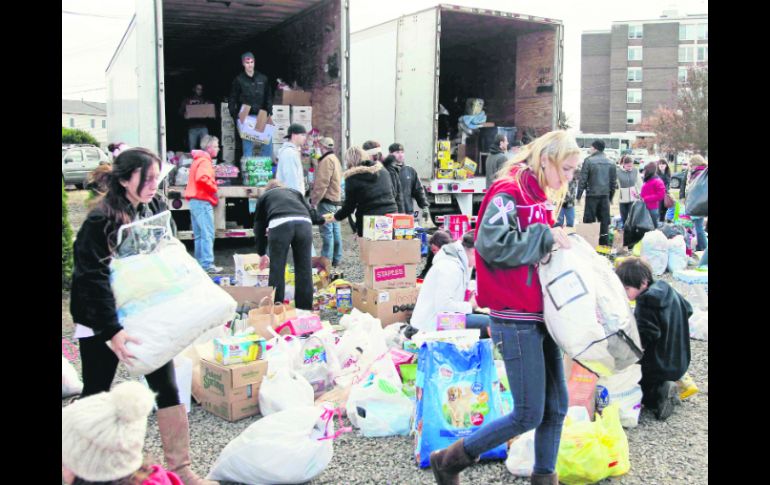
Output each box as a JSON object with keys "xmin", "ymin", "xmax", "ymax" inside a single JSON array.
[{"xmin": 655, "ymin": 381, "xmax": 680, "ymax": 421}]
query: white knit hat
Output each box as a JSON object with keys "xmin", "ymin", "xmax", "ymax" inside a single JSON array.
[{"xmin": 62, "ymin": 381, "xmax": 156, "ymax": 482}]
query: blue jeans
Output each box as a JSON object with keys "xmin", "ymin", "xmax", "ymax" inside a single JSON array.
[
  {"xmin": 464, "ymin": 313, "xmax": 492, "ymax": 337},
  {"xmin": 649, "ymin": 208, "xmax": 660, "ymax": 229},
  {"xmin": 463, "ymin": 317, "xmax": 568, "ymax": 474},
  {"xmin": 318, "ymin": 201, "xmax": 342, "ymax": 264},
  {"xmin": 692, "ymin": 216, "xmax": 707, "ymax": 251},
  {"xmin": 189, "ymin": 198, "xmax": 215, "ymax": 270},
  {"xmin": 188, "ymin": 126, "xmax": 209, "ymax": 151},
  {"xmin": 242, "ymin": 136, "xmax": 273, "ymax": 158},
  {"xmin": 554, "ymin": 206, "xmax": 575, "ymax": 228}
]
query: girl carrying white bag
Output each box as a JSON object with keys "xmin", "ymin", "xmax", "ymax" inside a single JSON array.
[
  {"xmin": 109, "ymin": 211, "xmax": 236, "ymax": 376},
  {"xmin": 538, "ymin": 235, "xmax": 643, "ymax": 377}
]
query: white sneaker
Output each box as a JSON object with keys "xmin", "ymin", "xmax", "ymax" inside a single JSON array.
[{"xmin": 206, "ymin": 265, "xmax": 223, "ymax": 274}]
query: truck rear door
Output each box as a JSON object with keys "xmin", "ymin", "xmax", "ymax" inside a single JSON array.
[{"xmin": 394, "ymin": 7, "xmax": 439, "ymax": 181}]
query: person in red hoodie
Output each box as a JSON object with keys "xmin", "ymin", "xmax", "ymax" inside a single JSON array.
[
  {"xmin": 640, "ymin": 161, "xmax": 666, "ymax": 229},
  {"xmin": 184, "ymin": 135, "xmax": 222, "ymax": 273},
  {"xmin": 430, "ymin": 130, "xmax": 579, "ymax": 485}
]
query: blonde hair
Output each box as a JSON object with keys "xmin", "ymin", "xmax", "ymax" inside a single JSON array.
[
  {"xmin": 345, "ymin": 146, "xmax": 370, "ymax": 168},
  {"xmin": 496, "ymin": 130, "xmax": 580, "ymax": 210},
  {"xmin": 689, "ymin": 154, "xmax": 707, "ymax": 167}
]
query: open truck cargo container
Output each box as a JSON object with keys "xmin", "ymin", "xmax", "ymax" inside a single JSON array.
[
  {"xmin": 106, "ymin": 0, "xmax": 350, "ymax": 239},
  {"xmin": 350, "ymin": 5, "xmax": 562, "ymax": 224}
]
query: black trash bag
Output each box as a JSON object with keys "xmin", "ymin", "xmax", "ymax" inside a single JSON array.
[
  {"xmin": 686, "ymin": 168, "xmax": 708, "ymax": 216},
  {"xmin": 625, "ymin": 200, "xmax": 655, "ymax": 232}
]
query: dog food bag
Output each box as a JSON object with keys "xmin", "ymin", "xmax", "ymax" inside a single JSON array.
[{"xmin": 414, "ymin": 340, "xmax": 507, "ymax": 467}]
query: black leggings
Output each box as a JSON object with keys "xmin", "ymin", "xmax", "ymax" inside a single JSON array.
[
  {"xmin": 268, "ymin": 220, "xmax": 314, "ymax": 310},
  {"xmin": 79, "ymin": 335, "xmax": 180, "ymax": 409}
]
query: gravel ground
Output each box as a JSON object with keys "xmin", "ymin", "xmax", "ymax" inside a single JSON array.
[{"xmin": 62, "ymin": 190, "xmax": 708, "ymax": 485}]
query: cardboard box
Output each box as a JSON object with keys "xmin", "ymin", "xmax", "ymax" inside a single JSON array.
[
  {"xmin": 352, "ymin": 285, "xmax": 420, "ymax": 327},
  {"xmin": 480, "ymin": 122, "xmax": 496, "ymax": 128},
  {"xmin": 185, "ymin": 103, "xmax": 216, "ymax": 119},
  {"xmin": 438, "ymin": 158, "xmax": 454, "ymax": 170},
  {"xmin": 295, "ymin": 120, "xmax": 312, "ymax": 132},
  {"xmin": 462, "ymin": 158, "xmax": 478, "ymax": 174},
  {"xmin": 200, "ymin": 358, "xmax": 268, "ymax": 398},
  {"xmin": 213, "ymin": 335, "xmax": 266, "ymax": 365},
  {"xmin": 455, "ymin": 169, "xmax": 469, "ymax": 180},
  {"xmin": 574, "ymin": 222, "xmax": 600, "ymax": 248},
  {"xmin": 438, "ymin": 140, "xmax": 451, "ymax": 152},
  {"xmin": 359, "ymin": 239, "xmax": 421, "ymax": 265},
  {"xmin": 275, "ymin": 125, "xmax": 289, "ymax": 140},
  {"xmin": 364, "ymin": 264, "xmax": 418, "ymax": 290},
  {"xmin": 394, "ymin": 228, "xmax": 416, "ymax": 240},
  {"xmin": 437, "ymin": 169, "xmax": 455, "ymax": 179},
  {"xmin": 386, "ymin": 213, "xmax": 415, "ymax": 230},
  {"xmin": 457, "ymin": 144, "xmax": 467, "ymax": 164},
  {"xmin": 274, "ymin": 89, "xmax": 312, "ymax": 106},
  {"xmin": 437, "ymin": 312, "xmax": 467, "ymax": 330},
  {"xmin": 363, "ymin": 215, "xmax": 393, "ymax": 241},
  {"xmin": 198, "ymin": 387, "xmax": 260, "ymax": 422},
  {"xmin": 291, "ymin": 106, "xmax": 313, "ymax": 122},
  {"xmin": 272, "ymin": 104, "xmax": 291, "ymax": 122}
]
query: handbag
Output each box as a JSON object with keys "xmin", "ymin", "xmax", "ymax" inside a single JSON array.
[
  {"xmin": 685, "ymin": 168, "xmax": 708, "ymax": 216},
  {"xmin": 624, "ymin": 200, "xmax": 654, "ymax": 233},
  {"xmin": 664, "ymin": 193, "xmax": 675, "ymax": 209}
]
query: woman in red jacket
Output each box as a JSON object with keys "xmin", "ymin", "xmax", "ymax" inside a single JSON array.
[
  {"xmin": 430, "ymin": 130, "xmax": 578, "ymax": 485},
  {"xmin": 184, "ymin": 135, "xmax": 222, "ymax": 273},
  {"xmin": 640, "ymin": 161, "xmax": 666, "ymax": 229}
]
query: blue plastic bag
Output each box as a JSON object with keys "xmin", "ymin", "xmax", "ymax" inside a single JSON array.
[{"xmin": 414, "ymin": 340, "xmax": 508, "ymax": 468}]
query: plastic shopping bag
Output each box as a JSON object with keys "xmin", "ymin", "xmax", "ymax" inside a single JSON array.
[
  {"xmin": 208, "ymin": 405, "xmax": 346, "ymax": 484},
  {"xmin": 259, "ymin": 339, "xmax": 315, "ymax": 416},
  {"xmin": 555, "ymin": 404, "xmax": 631, "ymax": 485},
  {"xmin": 295, "ymin": 334, "xmax": 334, "ymax": 398},
  {"xmin": 625, "ymin": 200, "xmax": 654, "ymax": 233},
  {"xmin": 689, "ymin": 309, "xmax": 708, "ymax": 341},
  {"xmin": 109, "ymin": 212, "xmax": 236, "ymax": 376},
  {"xmin": 62, "ymin": 357, "xmax": 83, "ymax": 398},
  {"xmin": 539, "ymin": 235, "xmax": 643, "ymax": 377},
  {"xmin": 505, "ymin": 429, "xmax": 536, "ymax": 477},
  {"xmin": 596, "ymin": 364, "xmax": 643, "ymax": 428},
  {"xmin": 667, "ymin": 235, "xmax": 688, "ymax": 273},
  {"xmin": 685, "ymin": 168, "xmax": 708, "ymax": 217},
  {"xmin": 414, "ymin": 340, "xmax": 507, "ymax": 468},
  {"xmin": 640, "ymin": 230, "xmax": 669, "ymax": 276},
  {"xmin": 346, "ymin": 371, "xmax": 414, "ymax": 437}
]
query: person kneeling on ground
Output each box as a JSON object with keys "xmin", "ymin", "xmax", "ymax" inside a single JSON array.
[
  {"xmin": 615, "ymin": 257, "xmax": 693, "ymax": 421},
  {"xmin": 254, "ymin": 180, "xmax": 326, "ymax": 310},
  {"xmin": 409, "ymin": 231, "xmax": 490, "ymax": 336},
  {"xmin": 62, "ymin": 381, "xmax": 184, "ymax": 485}
]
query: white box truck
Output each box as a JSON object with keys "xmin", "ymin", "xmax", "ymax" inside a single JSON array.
[
  {"xmin": 350, "ymin": 4, "xmax": 563, "ymax": 224},
  {"xmin": 106, "ymin": 0, "xmax": 350, "ymax": 239}
]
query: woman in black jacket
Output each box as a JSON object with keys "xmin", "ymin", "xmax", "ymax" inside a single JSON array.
[
  {"xmin": 253, "ymin": 180, "xmax": 326, "ymax": 309},
  {"xmin": 69, "ymin": 148, "xmax": 216, "ymax": 485},
  {"xmin": 657, "ymin": 158, "xmax": 672, "ymax": 223},
  {"xmin": 332, "ymin": 146, "xmax": 398, "ymax": 237},
  {"xmin": 364, "ymin": 140, "xmax": 404, "ymax": 213}
]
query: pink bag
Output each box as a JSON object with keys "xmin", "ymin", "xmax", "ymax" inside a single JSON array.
[
  {"xmin": 275, "ymin": 314, "xmax": 323, "ymax": 336},
  {"xmin": 389, "ymin": 348, "xmax": 415, "ymax": 376}
]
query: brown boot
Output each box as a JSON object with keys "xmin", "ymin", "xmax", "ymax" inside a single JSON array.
[
  {"xmin": 429, "ymin": 438, "xmax": 478, "ymax": 485},
  {"xmin": 531, "ymin": 472, "xmax": 559, "ymax": 484},
  {"xmin": 157, "ymin": 404, "xmax": 219, "ymax": 485}
]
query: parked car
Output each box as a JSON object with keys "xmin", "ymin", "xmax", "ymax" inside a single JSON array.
[{"xmin": 62, "ymin": 144, "xmax": 110, "ymax": 189}]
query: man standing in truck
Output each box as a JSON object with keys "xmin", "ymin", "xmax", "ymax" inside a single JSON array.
[
  {"xmin": 577, "ymin": 140, "xmax": 617, "ymax": 246},
  {"xmin": 485, "ymin": 134, "xmax": 509, "ymax": 188},
  {"xmin": 229, "ymin": 52, "xmax": 273, "ymax": 159},
  {"xmin": 178, "ymin": 83, "xmax": 211, "ymax": 152}
]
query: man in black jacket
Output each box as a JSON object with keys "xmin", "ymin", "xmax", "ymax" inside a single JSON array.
[
  {"xmin": 229, "ymin": 52, "xmax": 273, "ymax": 159},
  {"xmin": 616, "ymin": 257, "xmax": 693, "ymax": 421},
  {"xmin": 389, "ymin": 143, "xmax": 429, "ymax": 217},
  {"xmin": 484, "ymin": 134, "xmax": 509, "ymax": 188},
  {"xmin": 366, "ymin": 140, "xmax": 404, "ymax": 213},
  {"xmin": 577, "ymin": 140, "xmax": 617, "ymax": 245}
]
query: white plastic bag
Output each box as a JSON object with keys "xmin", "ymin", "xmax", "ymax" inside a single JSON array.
[
  {"xmin": 295, "ymin": 335, "xmax": 334, "ymax": 398},
  {"xmin": 383, "ymin": 322, "xmax": 408, "ymax": 350},
  {"xmin": 334, "ymin": 310, "xmax": 388, "ymax": 384},
  {"xmin": 596, "ymin": 364, "xmax": 643, "ymax": 428},
  {"xmin": 505, "ymin": 429, "xmax": 536, "ymax": 477},
  {"xmin": 689, "ymin": 309, "xmax": 708, "ymax": 341},
  {"xmin": 411, "ymin": 329, "xmax": 480, "ymax": 351},
  {"xmin": 109, "ymin": 213, "xmax": 236, "ymax": 376},
  {"xmin": 539, "ymin": 235, "xmax": 643, "ymax": 377},
  {"xmin": 346, "ymin": 353, "xmax": 413, "ymax": 437},
  {"xmin": 259, "ymin": 339, "xmax": 315, "ymax": 417},
  {"xmin": 640, "ymin": 230, "xmax": 669, "ymax": 276},
  {"xmin": 208, "ymin": 406, "xmax": 336, "ymax": 484},
  {"xmin": 667, "ymin": 235, "xmax": 688, "ymax": 273},
  {"xmin": 62, "ymin": 357, "xmax": 83, "ymax": 398}
]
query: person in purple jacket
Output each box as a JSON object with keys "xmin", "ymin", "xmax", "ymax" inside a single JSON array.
[{"xmin": 640, "ymin": 162, "xmax": 666, "ymax": 229}]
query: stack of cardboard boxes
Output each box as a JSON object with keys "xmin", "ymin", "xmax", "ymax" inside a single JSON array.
[
  {"xmin": 353, "ymin": 214, "xmax": 422, "ymax": 327},
  {"xmin": 271, "ymin": 104, "xmax": 291, "ymax": 153},
  {"xmin": 220, "ymin": 102, "xmax": 237, "ymax": 163}
]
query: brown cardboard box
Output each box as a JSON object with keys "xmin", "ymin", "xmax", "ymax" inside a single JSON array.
[
  {"xmin": 274, "ymin": 89, "xmax": 312, "ymax": 106},
  {"xmin": 574, "ymin": 222, "xmax": 600, "ymax": 248},
  {"xmin": 198, "ymin": 387, "xmax": 260, "ymax": 422},
  {"xmin": 363, "ymin": 264, "xmax": 418, "ymax": 290},
  {"xmin": 457, "ymin": 144, "xmax": 467, "ymax": 164},
  {"xmin": 221, "ymin": 286, "xmax": 275, "ymax": 306},
  {"xmin": 185, "ymin": 103, "xmax": 216, "ymax": 119},
  {"xmin": 200, "ymin": 358, "xmax": 267, "ymax": 399},
  {"xmin": 352, "ymin": 285, "xmax": 420, "ymax": 327},
  {"xmin": 359, "ymin": 239, "xmax": 421, "ymax": 266}
]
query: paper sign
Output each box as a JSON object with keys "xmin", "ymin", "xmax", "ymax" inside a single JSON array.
[
  {"xmin": 546, "ymin": 271, "xmax": 589, "ymax": 310},
  {"xmin": 374, "ymin": 265, "xmax": 406, "ymax": 282}
]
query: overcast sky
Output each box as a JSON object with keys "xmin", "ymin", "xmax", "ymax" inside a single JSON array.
[{"xmin": 62, "ymin": 0, "xmax": 707, "ymax": 129}]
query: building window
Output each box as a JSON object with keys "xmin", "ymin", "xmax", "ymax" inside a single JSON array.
[
  {"xmin": 678, "ymin": 67, "xmax": 689, "ymax": 83},
  {"xmin": 697, "ymin": 45, "xmax": 708, "ymax": 62},
  {"xmin": 90, "ymin": 119, "xmax": 95, "ymax": 129},
  {"xmin": 628, "ymin": 46, "xmax": 643, "ymax": 61},
  {"xmin": 627, "ymin": 89, "xmax": 642, "ymax": 104},
  {"xmin": 679, "ymin": 45, "xmax": 695, "ymax": 62},
  {"xmin": 697, "ymin": 24, "xmax": 708, "ymax": 40},
  {"xmin": 627, "ymin": 110, "xmax": 642, "ymax": 125},
  {"xmin": 69, "ymin": 118, "xmax": 74, "ymax": 127},
  {"xmin": 102, "ymin": 119, "xmax": 106, "ymax": 129},
  {"xmin": 627, "ymin": 67, "xmax": 643, "ymax": 82},
  {"xmin": 679, "ymin": 24, "xmax": 696, "ymax": 40},
  {"xmin": 628, "ymin": 24, "xmax": 643, "ymax": 39}
]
